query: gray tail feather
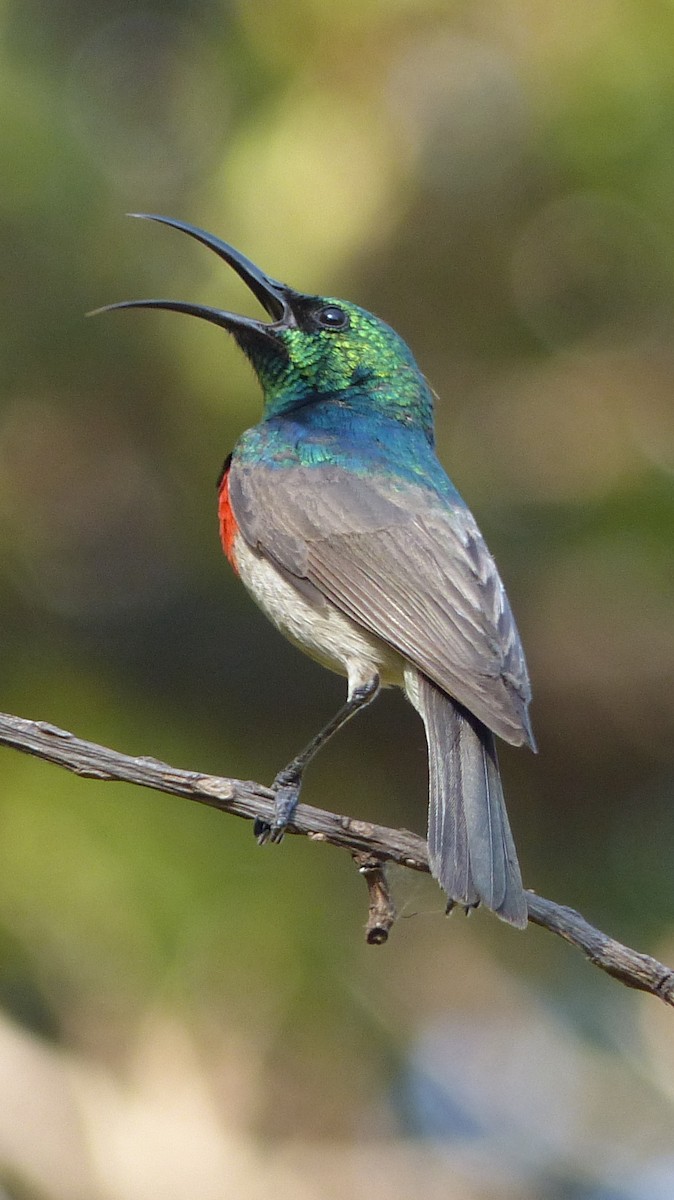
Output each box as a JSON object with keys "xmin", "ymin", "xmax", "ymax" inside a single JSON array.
[{"xmin": 416, "ymin": 673, "xmax": 527, "ymax": 929}]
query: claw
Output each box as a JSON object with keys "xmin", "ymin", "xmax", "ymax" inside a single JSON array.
[
  {"xmin": 269, "ymin": 781, "xmax": 301, "ymax": 839},
  {"xmin": 254, "ymin": 773, "xmax": 301, "ymax": 845},
  {"xmin": 254, "ymin": 817, "xmax": 272, "ymax": 844}
]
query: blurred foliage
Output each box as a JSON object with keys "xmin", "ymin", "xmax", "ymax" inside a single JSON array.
[{"xmin": 0, "ymin": 1, "xmax": 673, "ymax": 1197}]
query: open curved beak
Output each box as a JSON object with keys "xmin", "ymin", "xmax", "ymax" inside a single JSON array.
[{"xmin": 89, "ymin": 214, "xmax": 296, "ymax": 340}]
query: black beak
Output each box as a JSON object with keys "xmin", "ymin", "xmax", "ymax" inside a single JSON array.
[{"xmin": 90, "ymin": 214, "xmax": 296, "ymax": 340}]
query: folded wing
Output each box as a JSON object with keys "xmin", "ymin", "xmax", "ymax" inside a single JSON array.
[{"xmin": 229, "ymin": 462, "xmax": 533, "ymax": 747}]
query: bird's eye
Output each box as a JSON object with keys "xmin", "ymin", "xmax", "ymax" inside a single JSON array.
[{"xmin": 316, "ymin": 305, "xmax": 349, "ymax": 330}]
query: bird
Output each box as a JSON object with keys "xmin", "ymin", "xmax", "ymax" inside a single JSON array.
[{"xmin": 98, "ymin": 213, "xmax": 535, "ymax": 928}]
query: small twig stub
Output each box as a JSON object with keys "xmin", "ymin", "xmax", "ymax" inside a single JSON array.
[{"xmin": 353, "ymin": 852, "xmax": 397, "ymax": 945}]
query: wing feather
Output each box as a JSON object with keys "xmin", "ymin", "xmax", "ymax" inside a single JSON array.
[{"xmin": 229, "ymin": 462, "xmax": 533, "ymax": 746}]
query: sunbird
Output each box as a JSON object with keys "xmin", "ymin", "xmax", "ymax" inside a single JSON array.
[{"xmin": 100, "ymin": 214, "xmax": 535, "ymax": 928}]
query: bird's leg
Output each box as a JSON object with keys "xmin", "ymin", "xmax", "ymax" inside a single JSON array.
[{"xmin": 255, "ymin": 675, "xmax": 380, "ymax": 845}]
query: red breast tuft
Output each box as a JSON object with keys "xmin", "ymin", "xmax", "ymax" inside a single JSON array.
[{"xmin": 218, "ymin": 463, "xmax": 239, "ymax": 574}]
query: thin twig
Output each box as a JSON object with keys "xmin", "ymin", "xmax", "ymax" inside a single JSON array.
[{"xmin": 0, "ymin": 711, "xmax": 671, "ymax": 1005}]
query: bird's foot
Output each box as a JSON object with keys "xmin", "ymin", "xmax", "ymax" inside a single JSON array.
[
  {"xmin": 255, "ymin": 768, "xmax": 301, "ymax": 845},
  {"xmin": 445, "ymin": 898, "xmax": 479, "ymax": 918}
]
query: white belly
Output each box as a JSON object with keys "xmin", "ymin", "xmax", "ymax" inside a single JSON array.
[{"xmin": 233, "ymin": 533, "xmax": 404, "ymax": 696}]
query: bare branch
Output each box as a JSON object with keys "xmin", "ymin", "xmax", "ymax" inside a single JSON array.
[{"xmin": 0, "ymin": 711, "xmax": 671, "ymax": 1005}]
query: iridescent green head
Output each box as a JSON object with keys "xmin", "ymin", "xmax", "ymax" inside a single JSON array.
[
  {"xmin": 97, "ymin": 214, "xmax": 435, "ymax": 438},
  {"xmin": 251, "ymin": 296, "xmax": 434, "ymax": 432}
]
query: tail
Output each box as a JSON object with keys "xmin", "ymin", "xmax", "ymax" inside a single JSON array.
[{"xmin": 409, "ymin": 671, "xmax": 528, "ymax": 929}]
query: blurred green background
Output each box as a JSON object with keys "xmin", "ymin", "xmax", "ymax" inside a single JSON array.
[{"xmin": 0, "ymin": 1, "xmax": 673, "ymax": 1197}]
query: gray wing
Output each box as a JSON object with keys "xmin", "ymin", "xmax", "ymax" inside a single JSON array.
[{"xmin": 229, "ymin": 462, "xmax": 533, "ymax": 747}]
